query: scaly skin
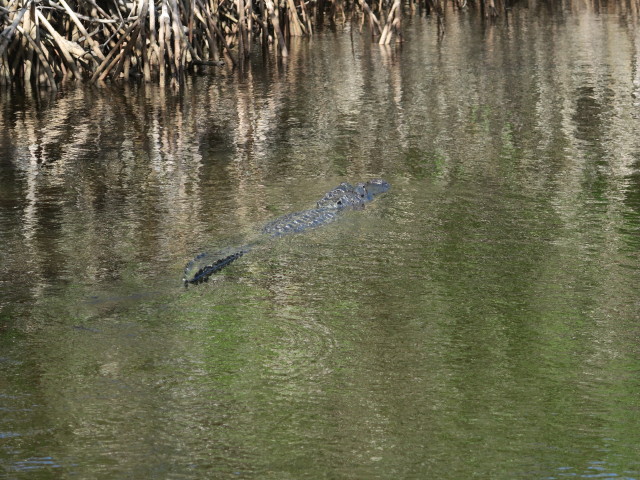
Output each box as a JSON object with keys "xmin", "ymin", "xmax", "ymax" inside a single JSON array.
[
  {"xmin": 183, "ymin": 179, "xmax": 390, "ymax": 285},
  {"xmin": 316, "ymin": 179, "xmax": 390, "ymax": 208}
]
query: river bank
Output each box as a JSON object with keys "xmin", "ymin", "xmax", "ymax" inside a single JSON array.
[{"xmin": 3, "ymin": 0, "xmax": 636, "ymax": 90}]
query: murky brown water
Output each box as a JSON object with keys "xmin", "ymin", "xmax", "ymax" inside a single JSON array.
[{"xmin": 1, "ymin": 5, "xmax": 640, "ymax": 479}]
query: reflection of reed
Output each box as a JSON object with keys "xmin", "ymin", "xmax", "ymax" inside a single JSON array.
[{"xmin": 1, "ymin": 84, "xmax": 209, "ymax": 289}]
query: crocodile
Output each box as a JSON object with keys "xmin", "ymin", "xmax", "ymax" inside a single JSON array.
[{"xmin": 183, "ymin": 179, "xmax": 390, "ymax": 285}]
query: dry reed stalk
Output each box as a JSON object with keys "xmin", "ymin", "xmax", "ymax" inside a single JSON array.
[
  {"xmin": 158, "ymin": 1, "xmax": 168, "ymax": 81},
  {"xmin": 2, "ymin": 0, "xmax": 412, "ymax": 88},
  {"xmin": 170, "ymin": 0, "xmax": 184, "ymax": 81},
  {"xmin": 35, "ymin": 9, "xmax": 81, "ymax": 79},
  {"xmin": 58, "ymin": 0, "xmax": 105, "ymax": 61},
  {"xmin": 237, "ymin": 0, "xmax": 247, "ymax": 56},
  {"xmin": 0, "ymin": 50, "xmax": 9, "ymax": 84},
  {"xmin": 484, "ymin": 0, "xmax": 498, "ymax": 17},
  {"xmin": 15, "ymin": 25, "xmax": 57, "ymax": 89},
  {"xmin": 91, "ymin": 16, "xmax": 142, "ymax": 82},
  {"xmin": 258, "ymin": 0, "xmax": 269, "ymax": 45},
  {"xmin": 191, "ymin": 2, "xmax": 218, "ymax": 61},
  {"xmin": 196, "ymin": 0, "xmax": 236, "ymax": 65},
  {"xmin": 246, "ymin": 0, "xmax": 253, "ymax": 51},
  {"xmin": 0, "ymin": 0, "xmax": 29, "ymax": 58},
  {"xmin": 379, "ymin": 0, "xmax": 401, "ymax": 44},
  {"xmin": 286, "ymin": 0, "xmax": 305, "ymax": 35},
  {"xmin": 265, "ymin": 0, "xmax": 288, "ymax": 56},
  {"xmin": 105, "ymin": 21, "xmax": 143, "ymax": 81},
  {"xmin": 17, "ymin": 2, "xmax": 33, "ymax": 80},
  {"xmin": 358, "ymin": 0, "xmax": 382, "ymax": 37},
  {"xmin": 148, "ymin": 0, "xmax": 157, "ymax": 65},
  {"xmin": 299, "ymin": 0, "xmax": 313, "ymax": 35}
]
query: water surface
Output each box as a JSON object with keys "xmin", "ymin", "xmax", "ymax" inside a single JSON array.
[{"xmin": 1, "ymin": 5, "xmax": 640, "ymax": 479}]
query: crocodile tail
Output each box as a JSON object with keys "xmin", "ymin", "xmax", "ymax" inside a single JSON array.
[{"xmin": 184, "ymin": 245, "xmax": 251, "ymax": 285}]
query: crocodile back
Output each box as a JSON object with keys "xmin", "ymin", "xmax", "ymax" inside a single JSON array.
[{"xmin": 261, "ymin": 208, "xmax": 342, "ymax": 237}]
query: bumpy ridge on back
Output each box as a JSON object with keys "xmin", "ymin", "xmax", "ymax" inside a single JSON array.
[{"xmin": 261, "ymin": 208, "xmax": 341, "ymax": 237}]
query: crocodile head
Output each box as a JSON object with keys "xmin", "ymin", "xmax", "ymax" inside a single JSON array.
[
  {"xmin": 317, "ymin": 179, "xmax": 390, "ymax": 209},
  {"xmin": 363, "ymin": 178, "xmax": 391, "ymax": 197},
  {"xmin": 359, "ymin": 178, "xmax": 390, "ymax": 201}
]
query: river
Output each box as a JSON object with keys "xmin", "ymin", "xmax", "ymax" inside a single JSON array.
[{"xmin": 1, "ymin": 4, "xmax": 640, "ymax": 479}]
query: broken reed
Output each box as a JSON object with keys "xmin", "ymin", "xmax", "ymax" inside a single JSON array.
[{"xmin": 0, "ymin": 0, "xmax": 501, "ymax": 89}]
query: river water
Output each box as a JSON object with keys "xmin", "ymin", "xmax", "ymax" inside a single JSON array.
[{"xmin": 2, "ymin": 4, "xmax": 640, "ymax": 479}]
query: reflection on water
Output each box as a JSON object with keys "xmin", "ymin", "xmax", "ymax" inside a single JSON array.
[{"xmin": 1, "ymin": 4, "xmax": 640, "ymax": 479}]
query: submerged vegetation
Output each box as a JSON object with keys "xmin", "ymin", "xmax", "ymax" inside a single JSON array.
[{"xmin": 0, "ymin": 0, "xmax": 638, "ymax": 89}]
